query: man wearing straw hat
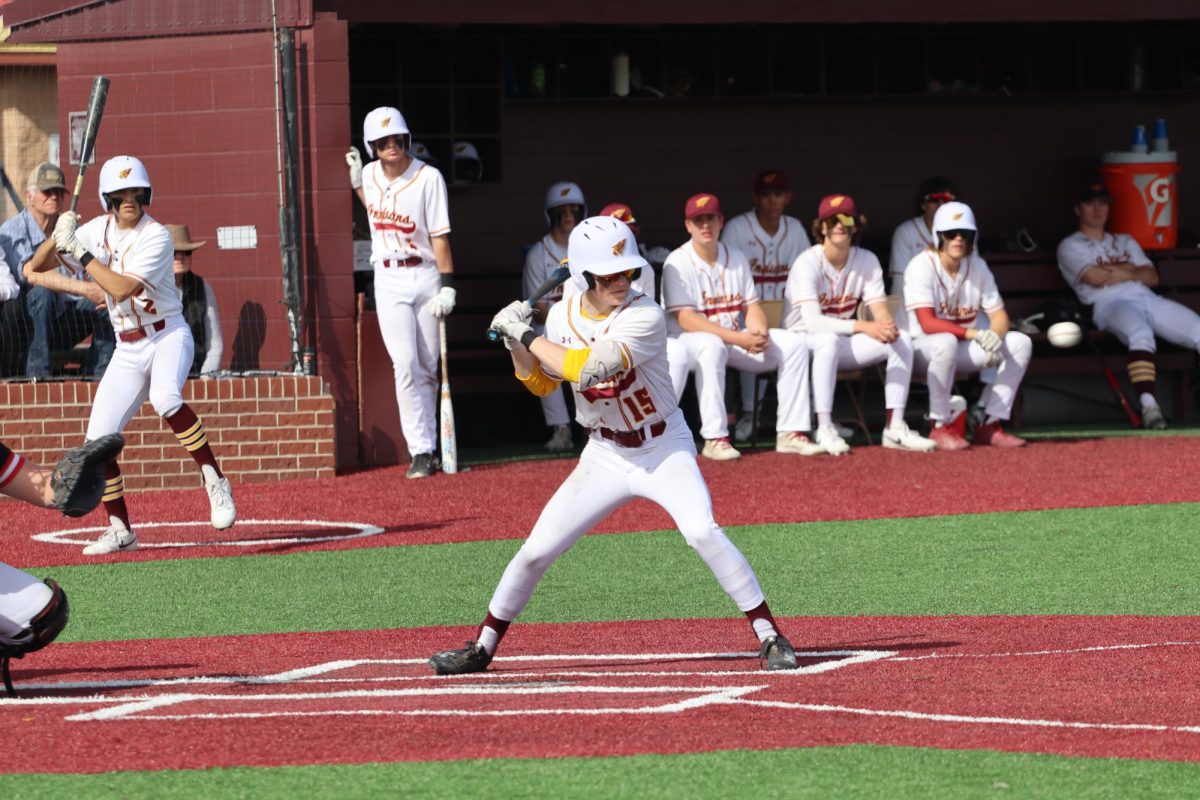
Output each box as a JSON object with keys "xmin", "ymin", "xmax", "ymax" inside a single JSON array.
[{"xmin": 167, "ymin": 224, "xmax": 223, "ymax": 378}]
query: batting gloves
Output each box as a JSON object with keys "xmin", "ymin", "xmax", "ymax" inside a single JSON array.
[
  {"xmin": 974, "ymin": 328, "xmax": 1002, "ymax": 353},
  {"xmin": 490, "ymin": 300, "xmax": 534, "ymax": 344},
  {"xmin": 345, "ymin": 147, "xmax": 363, "ymax": 189},
  {"xmin": 52, "ymin": 211, "xmax": 90, "ymax": 261},
  {"xmin": 428, "ymin": 286, "xmax": 457, "ymax": 319}
]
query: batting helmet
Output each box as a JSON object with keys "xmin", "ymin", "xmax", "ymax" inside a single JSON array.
[
  {"xmin": 933, "ymin": 201, "xmax": 977, "ymax": 234},
  {"xmin": 544, "ymin": 181, "xmax": 587, "ymax": 225},
  {"xmin": 97, "ymin": 155, "xmax": 152, "ymax": 210},
  {"xmin": 363, "ymin": 106, "xmax": 411, "ymax": 158},
  {"xmin": 567, "ymin": 216, "xmax": 647, "ymax": 292}
]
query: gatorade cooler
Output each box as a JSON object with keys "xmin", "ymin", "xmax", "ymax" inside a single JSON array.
[{"xmin": 1099, "ymin": 120, "xmax": 1179, "ymax": 251}]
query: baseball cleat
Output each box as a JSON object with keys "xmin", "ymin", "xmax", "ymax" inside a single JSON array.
[
  {"xmin": 406, "ymin": 453, "xmax": 436, "ymax": 479},
  {"xmin": 82, "ymin": 518, "xmax": 137, "ymax": 556},
  {"xmin": 701, "ymin": 437, "xmax": 741, "ymax": 461},
  {"xmin": 972, "ymin": 421, "xmax": 1026, "ymax": 448},
  {"xmin": 733, "ymin": 413, "xmax": 755, "ymax": 442},
  {"xmin": 834, "ymin": 422, "xmax": 855, "ymax": 440},
  {"xmin": 775, "ymin": 431, "xmax": 824, "ymax": 456},
  {"xmin": 1142, "ymin": 404, "xmax": 1167, "ymax": 430},
  {"xmin": 929, "ymin": 425, "xmax": 970, "ymax": 451},
  {"xmin": 544, "ymin": 424, "xmax": 574, "ymax": 452},
  {"xmin": 882, "ymin": 421, "xmax": 936, "ymax": 452},
  {"xmin": 202, "ymin": 466, "xmax": 236, "ymax": 530},
  {"xmin": 815, "ymin": 425, "xmax": 851, "ymax": 456},
  {"xmin": 759, "ymin": 634, "xmax": 799, "ymax": 671},
  {"xmin": 429, "ymin": 641, "xmax": 493, "ymax": 675}
]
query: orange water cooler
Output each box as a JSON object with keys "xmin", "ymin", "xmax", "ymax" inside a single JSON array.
[{"xmin": 1100, "ymin": 120, "xmax": 1179, "ymax": 251}]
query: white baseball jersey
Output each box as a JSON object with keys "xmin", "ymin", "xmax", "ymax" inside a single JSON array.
[
  {"xmin": 661, "ymin": 242, "xmax": 758, "ymax": 336},
  {"xmin": 889, "ymin": 216, "xmax": 935, "ymax": 281},
  {"xmin": 720, "ymin": 212, "xmax": 811, "ymax": 301},
  {"xmin": 75, "ymin": 212, "xmax": 180, "ymax": 334},
  {"xmin": 1056, "ymin": 231, "xmax": 1154, "ymax": 307},
  {"xmin": 363, "ymin": 158, "xmax": 450, "ymax": 270},
  {"xmin": 782, "ymin": 245, "xmax": 886, "ymax": 333},
  {"xmin": 543, "ymin": 292, "xmax": 676, "ymax": 433},
  {"xmin": 523, "ymin": 234, "xmax": 568, "ymax": 307},
  {"xmin": 904, "ymin": 251, "xmax": 1003, "ymax": 332}
]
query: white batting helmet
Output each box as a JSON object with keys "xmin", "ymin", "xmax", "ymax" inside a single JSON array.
[
  {"xmin": 567, "ymin": 216, "xmax": 648, "ymax": 292},
  {"xmin": 544, "ymin": 181, "xmax": 587, "ymax": 225},
  {"xmin": 363, "ymin": 106, "xmax": 411, "ymax": 158},
  {"xmin": 98, "ymin": 155, "xmax": 152, "ymax": 209},
  {"xmin": 932, "ymin": 201, "xmax": 978, "ymax": 234}
]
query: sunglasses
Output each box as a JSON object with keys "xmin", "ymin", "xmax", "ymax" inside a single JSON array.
[
  {"xmin": 941, "ymin": 229, "xmax": 976, "ymax": 243},
  {"xmin": 923, "ymin": 192, "xmax": 956, "ymax": 204},
  {"xmin": 593, "ymin": 269, "xmax": 637, "ymax": 284},
  {"xmin": 823, "ymin": 214, "xmax": 856, "ymax": 229},
  {"xmin": 373, "ymin": 135, "xmax": 407, "ymax": 150}
]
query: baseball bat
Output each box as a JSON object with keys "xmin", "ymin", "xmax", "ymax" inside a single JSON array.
[
  {"xmin": 438, "ymin": 318, "xmax": 459, "ymax": 474},
  {"xmin": 70, "ymin": 76, "xmax": 110, "ymax": 214},
  {"xmin": 486, "ymin": 261, "xmax": 571, "ymax": 342},
  {"xmin": 1083, "ymin": 326, "xmax": 1141, "ymax": 428}
]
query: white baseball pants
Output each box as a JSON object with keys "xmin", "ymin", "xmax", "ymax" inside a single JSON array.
[
  {"xmin": 809, "ymin": 330, "xmax": 915, "ymax": 415},
  {"xmin": 1093, "ymin": 293, "xmax": 1200, "ymax": 353},
  {"xmin": 913, "ymin": 331, "xmax": 1032, "ymax": 422},
  {"xmin": 0, "ymin": 561, "xmax": 53, "ymax": 640},
  {"xmin": 486, "ymin": 409, "xmax": 766, "ymax": 623},
  {"xmin": 672, "ymin": 330, "xmax": 812, "ymax": 439},
  {"xmin": 86, "ymin": 316, "xmax": 194, "ymax": 439},
  {"xmin": 375, "ymin": 268, "xmax": 441, "ymax": 455}
]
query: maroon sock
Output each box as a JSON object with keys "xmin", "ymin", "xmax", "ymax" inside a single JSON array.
[
  {"xmin": 101, "ymin": 461, "xmax": 131, "ymax": 529},
  {"xmin": 165, "ymin": 404, "xmax": 222, "ymax": 477},
  {"xmin": 745, "ymin": 601, "xmax": 779, "ymax": 637},
  {"xmin": 476, "ymin": 612, "xmax": 511, "ymax": 653},
  {"xmin": 885, "ymin": 408, "xmax": 896, "ymax": 427}
]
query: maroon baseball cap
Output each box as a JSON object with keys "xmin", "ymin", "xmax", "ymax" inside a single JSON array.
[
  {"xmin": 817, "ymin": 194, "xmax": 859, "ymax": 223},
  {"xmin": 600, "ymin": 202, "xmax": 637, "ymax": 226},
  {"xmin": 685, "ymin": 193, "xmax": 722, "ymax": 220},
  {"xmin": 754, "ymin": 170, "xmax": 790, "ymax": 194},
  {"xmin": 1078, "ymin": 180, "xmax": 1113, "ymax": 203}
]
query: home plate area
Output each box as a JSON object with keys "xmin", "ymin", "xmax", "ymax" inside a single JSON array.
[{"xmin": 3, "ymin": 616, "xmax": 1200, "ymax": 773}]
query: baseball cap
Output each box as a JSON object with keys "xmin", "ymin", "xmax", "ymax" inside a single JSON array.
[
  {"xmin": 1078, "ymin": 180, "xmax": 1112, "ymax": 203},
  {"xmin": 599, "ymin": 203, "xmax": 636, "ymax": 225},
  {"xmin": 817, "ymin": 194, "xmax": 859, "ymax": 225},
  {"xmin": 684, "ymin": 193, "xmax": 722, "ymax": 220},
  {"xmin": 753, "ymin": 170, "xmax": 790, "ymax": 194},
  {"xmin": 28, "ymin": 162, "xmax": 67, "ymax": 193}
]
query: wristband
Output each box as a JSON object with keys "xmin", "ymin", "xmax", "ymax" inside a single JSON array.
[
  {"xmin": 439, "ymin": 272, "xmax": 455, "ymax": 289},
  {"xmin": 80, "ymin": 253, "xmax": 94, "ymax": 267},
  {"xmin": 520, "ymin": 329, "xmax": 538, "ymax": 350}
]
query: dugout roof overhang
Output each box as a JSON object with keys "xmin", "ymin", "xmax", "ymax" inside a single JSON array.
[{"xmin": 5, "ymin": 0, "xmax": 1200, "ymax": 42}]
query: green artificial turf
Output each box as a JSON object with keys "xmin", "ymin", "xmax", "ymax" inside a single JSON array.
[
  {"xmin": 2, "ymin": 745, "xmax": 1197, "ymax": 799},
  {"xmin": 35, "ymin": 503, "xmax": 1200, "ymax": 643}
]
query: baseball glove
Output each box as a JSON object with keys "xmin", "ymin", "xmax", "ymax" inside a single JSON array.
[{"xmin": 51, "ymin": 433, "xmax": 124, "ymax": 517}]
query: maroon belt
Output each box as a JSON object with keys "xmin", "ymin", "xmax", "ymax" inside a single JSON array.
[
  {"xmin": 596, "ymin": 420, "xmax": 667, "ymax": 448},
  {"xmin": 118, "ymin": 319, "xmax": 166, "ymax": 343},
  {"xmin": 380, "ymin": 256, "xmax": 423, "ymax": 268}
]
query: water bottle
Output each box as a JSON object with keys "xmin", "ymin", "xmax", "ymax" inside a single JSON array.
[
  {"xmin": 1152, "ymin": 118, "xmax": 1170, "ymax": 153},
  {"xmin": 1131, "ymin": 124, "xmax": 1148, "ymax": 154}
]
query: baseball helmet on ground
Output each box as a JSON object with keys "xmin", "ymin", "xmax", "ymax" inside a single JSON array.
[
  {"xmin": 98, "ymin": 156, "xmax": 152, "ymax": 210},
  {"xmin": 363, "ymin": 107, "xmax": 411, "ymax": 158},
  {"xmin": 545, "ymin": 181, "xmax": 587, "ymax": 225},
  {"xmin": 567, "ymin": 216, "xmax": 647, "ymax": 292}
]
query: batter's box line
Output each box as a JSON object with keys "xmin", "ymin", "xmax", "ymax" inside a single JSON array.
[{"xmin": 888, "ymin": 640, "xmax": 1200, "ymax": 662}]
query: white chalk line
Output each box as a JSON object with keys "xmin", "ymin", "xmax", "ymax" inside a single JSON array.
[
  {"xmin": 30, "ymin": 519, "xmax": 385, "ymax": 548},
  {"xmin": 889, "ymin": 640, "xmax": 1200, "ymax": 662}
]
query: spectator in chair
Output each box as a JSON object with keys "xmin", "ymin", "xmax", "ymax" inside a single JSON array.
[
  {"xmin": 168, "ymin": 224, "xmax": 223, "ymax": 378},
  {"xmin": 1056, "ymin": 181, "xmax": 1200, "ymax": 430},
  {"xmin": 2, "ymin": 162, "xmax": 112, "ymax": 379}
]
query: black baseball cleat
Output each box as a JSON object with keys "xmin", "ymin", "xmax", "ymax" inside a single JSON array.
[
  {"xmin": 406, "ymin": 453, "xmax": 436, "ymax": 479},
  {"xmin": 759, "ymin": 634, "xmax": 799, "ymax": 671},
  {"xmin": 429, "ymin": 641, "xmax": 493, "ymax": 675}
]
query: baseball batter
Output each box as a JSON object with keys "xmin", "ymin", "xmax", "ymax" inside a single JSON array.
[
  {"xmin": 428, "ymin": 216, "xmax": 799, "ymax": 675},
  {"xmin": 904, "ymin": 202, "xmax": 1031, "ymax": 449},
  {"xmin": 662, "ymin": 193, "xmax": 818, "ymax": 460},
  {"xmin": 721, "ymin": 171, "xmax": 812, "ymax": 441},
  {"xmin": 523, "ymin": 182, "xmax": 586, "ymax": 452},
  {"xmin": 346, "ymin": 106, "xmax": 457, "ymax": 478},
  {"xmin": 27, "ymin": 155, "xmax": 236, "ymax": 554},
  {"xmin": 782, "ymin": 195, "xmax": 935, "ymax": 454},
  {"xmin": 1056, "ymin": 182, "xmax": 1200, "ymax": 430}
]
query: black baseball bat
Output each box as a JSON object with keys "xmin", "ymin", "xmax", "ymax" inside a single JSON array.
[
  {"xmin": 70, "ymin": 76, "xmax": 110, "ymax": 214},
  {"xmin": 486, "ymin": 262, "xmax": 571, "ymax": 342}
]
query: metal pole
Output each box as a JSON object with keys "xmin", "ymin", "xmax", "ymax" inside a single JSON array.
[{"xmin": 277, "ymin": 27, "xmax": 305, "ymax": 374}]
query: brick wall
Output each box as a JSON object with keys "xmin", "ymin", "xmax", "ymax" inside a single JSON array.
[{"xmin": 0, "ymin": 377, "xmax": 336, "ymax": 491}]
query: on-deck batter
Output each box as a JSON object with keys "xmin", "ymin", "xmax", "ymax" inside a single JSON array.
[
  {"xmin": 427, "ymin": 216, "xmax": 800, "ymax": 676},
  {"xmin": 347, "ymin": 107, "xmax": 457, "ymax": 479},
  {"xmin": 27, "ymin": 155, "xmax": 236, "ymax": 555}
]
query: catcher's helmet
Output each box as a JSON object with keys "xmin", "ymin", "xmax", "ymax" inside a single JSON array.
[
  {"xmin": 98, "ymin": 155, "xmax": 152, "ymax": 210},
  {"xmin": 363, "ymin": 106, "xmax": 411, "ymax": 158},
  {"xmin": 544, "ymin": 181, "xmax": 587, "ymax": 226},
  {"xmin": 567, "ymin": 216, "xmax": 647, "ymax": 292}
]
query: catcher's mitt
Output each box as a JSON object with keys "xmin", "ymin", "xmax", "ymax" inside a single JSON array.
[{"xmin": 51, "ymin": 433, "xmax": 124, "ymax": 517}]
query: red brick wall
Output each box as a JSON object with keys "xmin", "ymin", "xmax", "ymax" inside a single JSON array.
[{"xmin": 0, "ymin": 377, "xmax": 335, "ymax": 491}]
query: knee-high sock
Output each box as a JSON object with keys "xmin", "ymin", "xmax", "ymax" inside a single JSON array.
[
  {"xmin": 101, "ymin": 461, "xmax": 130, "ymax": 529},
  {"xmin": 1127, "ymin": 351, "xmax": 1156, "ymax": 399},
  {"xmin": 476, "ymin": 611, "xmax": 511, "ymax": 655},
  {"xmin": 165, "ymin": 404, "xmax": 222, "ymax": 476}
]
